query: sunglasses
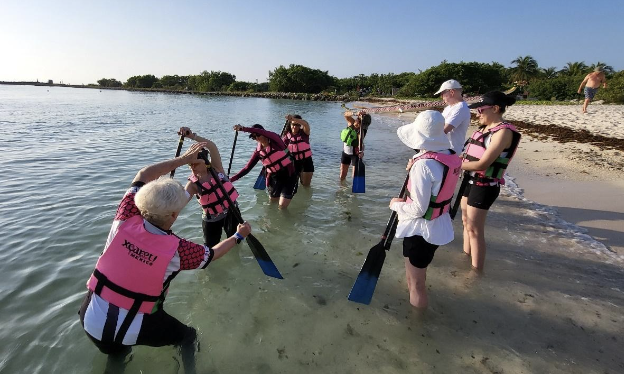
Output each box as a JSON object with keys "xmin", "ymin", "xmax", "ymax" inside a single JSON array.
[
  {"xmin": 291, "ymin": 123, "xmax": 301, "ymax": 127},
  {"xmin": 476, "ymin": 105, "xmax": 494, "ymax": 114}
]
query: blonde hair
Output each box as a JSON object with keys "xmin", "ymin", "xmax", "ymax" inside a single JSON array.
[{"xmin": 134, "ymin": 178, "xmax": 187, "ymax": 227}]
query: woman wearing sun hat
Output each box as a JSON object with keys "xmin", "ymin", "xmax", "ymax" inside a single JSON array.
[
  {"xmin": 282, "ymin": 114, "xmax": 314, "ymax": 186},
  {"xmin": 460, "ymin": 91, "xmax": 521, "ymax": 271},
  {"xmin": 389, "ymin": 110, "xmax": 461, "ymax": 309}
]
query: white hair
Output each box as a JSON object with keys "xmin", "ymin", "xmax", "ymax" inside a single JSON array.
[{"xmin": 134, "ymin": 178, "xmax": 187, "ymax": 227}]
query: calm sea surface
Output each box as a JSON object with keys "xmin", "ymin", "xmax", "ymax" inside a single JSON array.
[{"xmin": 2, "ymin": 85, "xmax": 623, "ymax": 374}]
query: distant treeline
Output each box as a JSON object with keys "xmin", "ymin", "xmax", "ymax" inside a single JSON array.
[{"xmin": 97, "ymin": 56, "xmax": 624, "ymax": 103}]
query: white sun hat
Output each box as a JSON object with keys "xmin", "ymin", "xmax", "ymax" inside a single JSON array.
[
  {"xmin": 397, "ymin": 110, "xmax": 451, "ymax": 151},
  {"xmin": 434, "ymin": 79, "xmax": 462, "ymax": 95}
]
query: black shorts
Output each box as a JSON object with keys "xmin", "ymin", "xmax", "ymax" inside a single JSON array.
[
  {"xmin": 294, "ymin": 157, "xmax": 315, "ymax": 173},
  {"xmin": 79, "ymin": 291, "xmax": 196, "ymax": 355},
  {"xmin": 403, "ymin": 235, "xmax": 438, "ymax": 269},
  {"xmin": 267, "ymin": 168, "xmax": 298, "ymax": 199},
  {"xmin": 462, "ymin": 183, "xmax": 500, "ymax": 210},
  {"xmin": 341, "ymin": 152, "xmax": 357, "ymax": 166},
  {"xmin": 202, "ymin": 210, "xmax": 237, "ymax": 247}
]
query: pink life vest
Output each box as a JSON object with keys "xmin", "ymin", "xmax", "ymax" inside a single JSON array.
[
  {"xmin": 463, "ymin": 122, "xmax": 521, "ymax": 186},
  {"xmin": 189, "ymin": 173, "xmax": 238, "ymax": 217},
  {"xmin": 284, "ymin": 132, "xmax": 312, "ymax": 160},
  {"xmin": 259, "ymin": 144, "xmax": 292, "ymax": 174},
  {"xmin": 87, "ymin": 215, "xmax": 180, "ymax": 314},
  {"xmin": 406, "ymin": 151, "xmax": 462, "ymax": 220}
]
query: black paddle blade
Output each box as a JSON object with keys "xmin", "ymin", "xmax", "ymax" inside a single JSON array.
[
  {"xmin": 348, "ymin": 242, "xmax": 386, "ymax": 304},
  {"xmin": 450, "ymin": 172, "xmax": 469, "ymax": 220},
  {"xmin": 253, "ymin": 168, "xmax": 266, "ymax": 190},
  {"xmin": 352, "ymin": 159, "xmax": 365, "ymax": 193},
  {"xmin": 246, "ymin": 234, "xmax": 283, "ymax": 279}
]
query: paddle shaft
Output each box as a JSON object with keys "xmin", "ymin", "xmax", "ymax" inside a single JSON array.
[
  {"xmin": 201, "ymin": 156, "xmax": 245, "ymax": 224},
  {"xmin": 227, "ymin": 131, "xmax": 238, "ymax": 176},
  {"xmin": 169, "ymin": 134, "xmax": 186, "ymax": 178},
  {"xmin": 381, "ymin": 171, "xmax": 410, "ymax": 247},
  {"xmin": 280, "ymin": 119, "xmax": 289, "ymax": 137}
]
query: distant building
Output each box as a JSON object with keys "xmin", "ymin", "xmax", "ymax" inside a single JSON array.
[{"xmin": 48, "ymin": 80, "xmax": 53, "ymax": 84}]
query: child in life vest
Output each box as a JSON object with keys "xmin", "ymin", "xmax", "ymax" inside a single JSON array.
[
  {"xmin": 282, "ymin": 114, "xmax": 314, "ymax": 186},
  {"xmin": 340, "ymin": 111, "xmax": 371, "ymax": 180},
  {"xmin": 389, "ymin": 110, "xmax": 461, "ymax": 309},
  {"xmin": 180, "ymin": 127, "xmax": 239, "ymax": 247}
]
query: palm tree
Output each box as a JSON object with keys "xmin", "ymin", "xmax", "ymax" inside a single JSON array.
[
  {"xmin": 589, "ymin": 61, "xmax": 615, "ymax": 75},
  {"xmin": 559, "ymin": 61, "xmax": 588, "ymax": 76},
  {"xmin": 540, "ymin": 67, "xmax": 558, "ymax": 79},
  {"xmin": 510, "ymin": 55, "xmax": 539, "ymax": 85}
]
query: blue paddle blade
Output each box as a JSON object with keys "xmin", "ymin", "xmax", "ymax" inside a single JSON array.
[
  {"xmin": 348, "ymin": 243, "xmax": 386, "ymax": 304},
  {"xmin": 352, "ymin": 160, "xmax": 365, "ymax": 193},
  {"xmin": 247, "ymin": 234, "xmax": 283, "ymax": 279},
  {"xmin": 253, "ymin": 168, "xmax": 266, "ymax": 190}
]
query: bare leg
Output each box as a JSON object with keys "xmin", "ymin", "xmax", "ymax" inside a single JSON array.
[
  {"xmin": 340, "ymin": 164, "xmax": 349, "ymax": 180},
  {"xmin": 278, "ymin": 196, "xmax": 292, "ymax": 209},
  {"xmin": 104, "ymin": 347, "xmax": 132, "ymax": 374},
  {"xmin": 463, "ymin": 205, "xmax": 489, "ymax": 271},
  {"xmin": 404, "ymin": 258, "xmax": 428, "ymax": 308},
  {"xmin": 300, "ymin": 171, "xmax": 313, "ymax": 186},
  {"xmin": 460, "ymin": 196, "xmax": 471, "ymax": 256},
  {"xmin": 582, "ymin": 98, "xmax": 590, "ymax": 113}
]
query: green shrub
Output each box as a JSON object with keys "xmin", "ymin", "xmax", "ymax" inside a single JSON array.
[{"xmin": 596, "ymin": 71, "xmax": 624, "ymax": 103}]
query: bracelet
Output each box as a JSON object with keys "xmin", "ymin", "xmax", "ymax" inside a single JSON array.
[{"xmin": 233, "ymin": 232, "xmax": 245, "ymax": 244}]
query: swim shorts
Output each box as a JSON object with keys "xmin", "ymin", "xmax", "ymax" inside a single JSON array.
[
  {"xmin": 463, "ymin": 183, "xmax": 500, "ymax": 210},
  {"xmin": 267, "ymin": 168, "xmax": 298, "ymax": 199},
  {"xmin": 295, "ymin": 157, "xmax": 315, "ymax": 173},
  {"xmin": 403, "ymin": 235, "xmax": 438, "ymax": 269},
  {"xmin": 341, "ymin": 151, "xmax": 357, "ymax": 166},
  {"xmin": 584, "ymin": 86, "xmax": 598, "ymax": 100}
]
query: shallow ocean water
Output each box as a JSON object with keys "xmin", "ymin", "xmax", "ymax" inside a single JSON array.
[{"xmin": 0, "ymin": 85, "xmax": 622, "ymax": 374}]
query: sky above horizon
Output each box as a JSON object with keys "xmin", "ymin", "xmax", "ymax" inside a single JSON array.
[{"xmin": 1, "ymin": 0, "xmax": 622, "ymax": 85}]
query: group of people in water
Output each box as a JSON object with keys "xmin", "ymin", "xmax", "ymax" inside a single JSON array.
[{"xmin": 78, "ymin": 79, "xmax": 521, "ymax": 372}]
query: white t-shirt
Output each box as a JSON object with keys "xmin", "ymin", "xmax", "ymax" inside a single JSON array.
[
  {"xmin": 389, "ymin": 150, "xmax": 455, "ymax": 246},
  {"xmin": 442, "ymin": 101, "xmax": 471, "ymax": 153}
]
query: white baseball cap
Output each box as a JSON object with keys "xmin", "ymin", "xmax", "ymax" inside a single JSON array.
[{"xmin": 434, "ymin": 79, "xmax": 462, "ymax": 95}]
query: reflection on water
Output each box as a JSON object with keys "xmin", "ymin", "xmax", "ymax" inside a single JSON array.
[{"xmin": 1, "ymin": 86, "xmax": 623, "ymax": 374}]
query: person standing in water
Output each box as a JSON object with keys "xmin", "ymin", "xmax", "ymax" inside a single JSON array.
[
  {"xmin": 578, "ymin": 67, "xmax": 607, "ymax": 113},
  {"xmin": 340, "ymin": 110, "xmax": 370, "ymax": 180},
  {"xmin": 282, "ymin": 114, "xmax": 314, "ymax": 186},
  {"xmin": 230, "ymin": 124, "xmax": 297, "ymax": 209},
  {"xmin": 179, "ymin": 127, "xmax": 239, "ymax": 248},
  {"xmin": 390, "ymin": 110, "xmax": 460, "ymax": 308},
  {"xmin": 78, "ymin": 142, "xmax": 251, "ymax": 373},
  {"xmin": 461, "ymin": 91, "xmax": 522, "ymax": 271}
]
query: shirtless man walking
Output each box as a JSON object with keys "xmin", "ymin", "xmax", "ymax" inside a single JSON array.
[{"xmin": 578, "ymin": 67, "xmax": 607, "ymax": 113}]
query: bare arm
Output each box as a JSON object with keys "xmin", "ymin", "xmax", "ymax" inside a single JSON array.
[
  {"xmin": 132, "ymin": 142, "xmax": 207, "ymax": 184},
  {"xmin": 344, "ymin": 111, "xmax": 356, "ymax": 126},
  {"xmin": 210, "ymin": 222, "xmax": 252, "ymax": 260},
  {"xmin": 288, "ymin": 115, "xmax": 310, "ymax": 135},
  {"xmin": 461, "ymin": 130, "xmax": 513, "ymax": 171},
  {"xmin": 578, "ymin": 75, "xmax": 590, "ymax": 93},
  {"xmin": 184, "ymin": 180, "xmax": 199, "ymax": 202},
  {"xmin": 178, "ymin": 127, "xmax": 225, "ymax": 174}
]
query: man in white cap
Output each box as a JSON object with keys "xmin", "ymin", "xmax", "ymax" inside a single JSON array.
[
  {"xmin": 390, "ymin": 110, "xmax": 461, "ymax": 309},
  {"xmin": 434, "ymin": 79, "xmax": 471, "ymax": 154}
]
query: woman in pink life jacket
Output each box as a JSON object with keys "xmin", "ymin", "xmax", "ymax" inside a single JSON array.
[
  {"xmin": 78, "ymin": 141, "xmax": 252, "ymax": 373},
  {"xmin": 179, "ymin": 127, "xmax": 239, "ymax": 248},
  {"xmin": 230, "ymin": 124, "xmax": 298, "ymax": 209},
  {"xmin": 389, "ymin": 110, "xmax": 461, "ymax": 309},
  {"xmin": 461, "ymin": 91, "xmax": 521, "ymax": 271},
  {"xmin": 282, "ymin": 114, "xmax": 314, "ymax": 186}
]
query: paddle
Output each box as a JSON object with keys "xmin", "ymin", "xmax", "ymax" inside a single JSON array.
[
  {"xmin": 450, "ymin": 171, "xmax": 469, "ymax": 220},
  {"xmin": 253, "ymin": 168, "xmax": 266, "ymax": 190},
  {"xmin": 169, "ymin": 134, "xmax": 185, "ymax": 178},
  {"xmin": 348, "ymin": 171, "xmax": 410, "ymax": 304},
  {"xmin": 227, "ymin": 130, "xmax": 238, "ymax": 176},
  {"xmin": 197, "ymin": 150, "xmax": 283, "ymax": 279},
  {"xmin": 352, "ymin": 122, "xmax": 366, "ymax": 193}
]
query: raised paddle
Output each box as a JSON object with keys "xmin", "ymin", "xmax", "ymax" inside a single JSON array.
[
  {"xmin": 352, "ymin": 121, "xmax": 366, "ymax": 193},
  {"xmin": 198, "ymin": 150, "xmax": 283, "ymax": 279},
  {"xmin": 169, "ymin": 134, "xmax": 186, "ymax": 178},
  {"xmin": 450, "ymin": 171, "xmax": 469, "ymax": 220},
  {"xmin": 227, "ymin": 130, "xmax": 238, "ymax": 176},
  {"xmin": 348, "ymin": 171, "xmax": 410, "ymax": 304}
]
